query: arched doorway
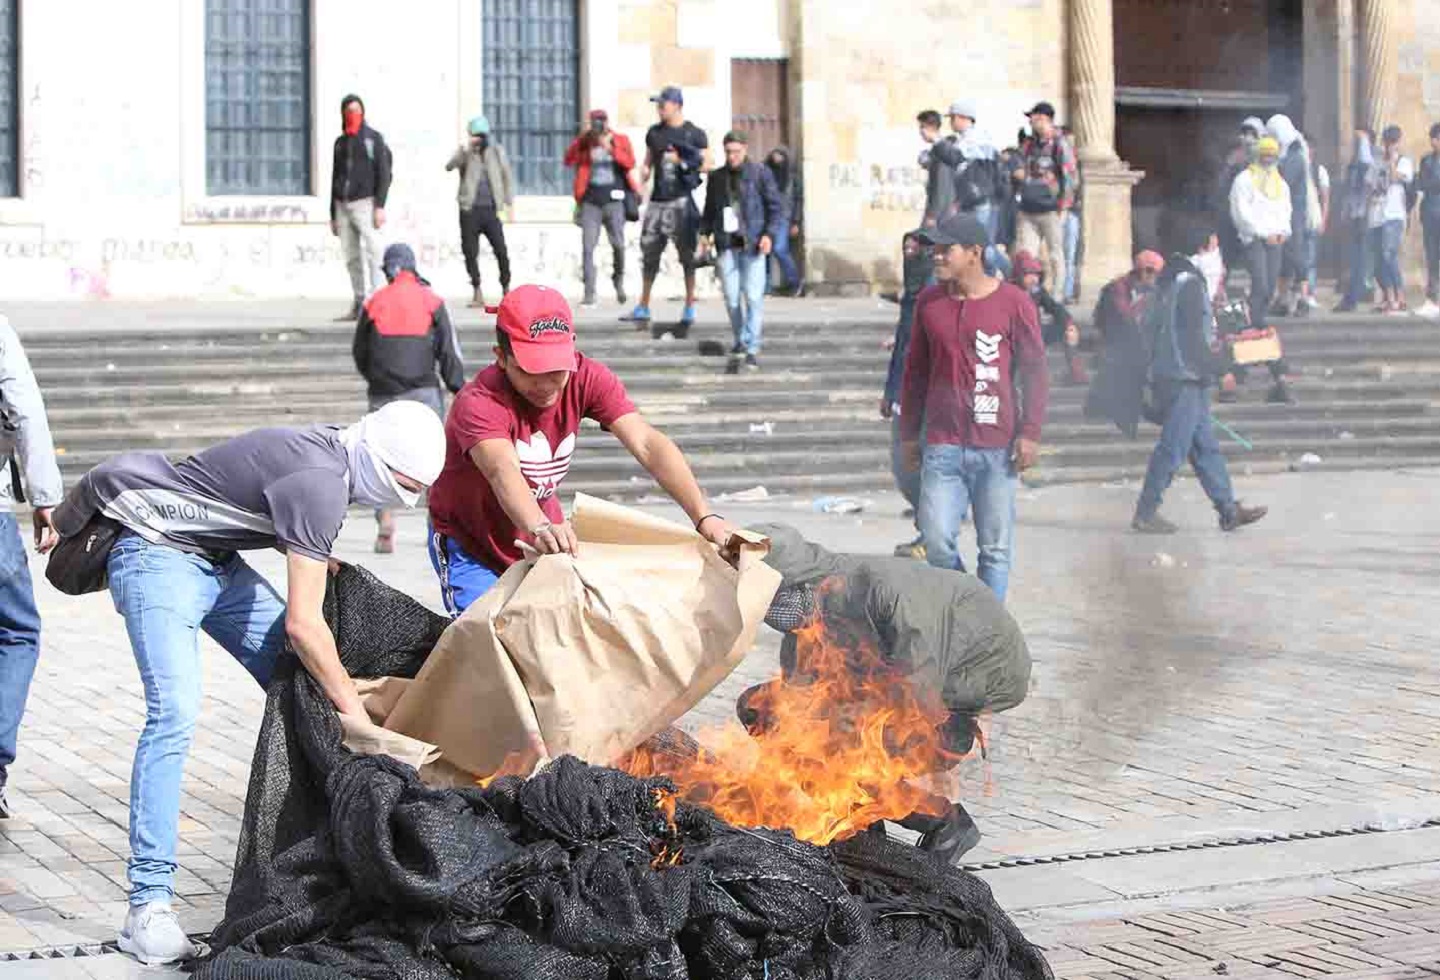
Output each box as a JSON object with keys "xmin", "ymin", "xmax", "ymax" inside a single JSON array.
[{"xmin": 1113, "ymin": 0, "xmax": 1305, "ymax": 251}]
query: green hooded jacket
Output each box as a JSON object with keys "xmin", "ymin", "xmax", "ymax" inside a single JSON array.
[{"xmin": 754, "ymin": 524, "xmax": 1032, "ymax": 723}]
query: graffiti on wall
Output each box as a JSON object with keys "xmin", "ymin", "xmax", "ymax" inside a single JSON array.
[{"xmin": 828, "ymin": 161, "xmax": 926, "ymax": 213}]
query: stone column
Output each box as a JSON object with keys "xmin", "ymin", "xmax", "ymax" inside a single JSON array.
[
  {"xmin": 1357, "ymin": 0, "xmax": 1396, "ymax": 133},
  {"xmin": 1068, "ymin": 0, "xmax": 1142, "ymax": 299}
]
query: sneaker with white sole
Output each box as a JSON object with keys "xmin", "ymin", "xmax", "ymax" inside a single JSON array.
[
  {"xmin": 1417, "ymin": 300, "xmax": 1440, "ymax": 319},
  {"xmin": 118, "ymin": 901, "xmax": 197, "ymax": 966}
]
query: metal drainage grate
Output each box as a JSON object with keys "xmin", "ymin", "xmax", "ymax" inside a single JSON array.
[
  {"xmin": 2, "ymin": 934, "xmax": 211, "ymax": 961},
  {"xmin": 958, "ymin": 817, "xmax": 1440, "ymax": 873}
]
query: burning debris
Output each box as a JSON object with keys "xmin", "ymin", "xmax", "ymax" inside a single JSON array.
[
  {"xmin": 197, "ymin": 566, "xmax": 1051, "ymax": 980},
  {"xmin": 623, "ymin": 599, "xmax": 963, "ymax": 846}
]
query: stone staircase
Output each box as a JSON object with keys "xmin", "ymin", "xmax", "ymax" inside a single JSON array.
[{"xmin": 17, "ymin": 299, "xmax": 1440, "ymax": 504}]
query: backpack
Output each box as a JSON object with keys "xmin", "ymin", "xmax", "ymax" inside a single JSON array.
[{"xmin": 953, "ymin": 156, "xmax": 1001, "ymax": 212}]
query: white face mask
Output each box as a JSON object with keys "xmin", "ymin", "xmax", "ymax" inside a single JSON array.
[{"xmin": 347, "ymin": 441, "xmax": 418, "ymax": 509}]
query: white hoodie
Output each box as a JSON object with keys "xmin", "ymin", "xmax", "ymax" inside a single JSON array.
[{"xmin": 1230, "ymin": 165, "xmax": 1293, "ymax": 244}]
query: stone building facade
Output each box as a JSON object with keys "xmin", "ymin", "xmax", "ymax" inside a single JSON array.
[{"xmin": 0, "ymin": 0, "xmax": 1434, "ymax": 300}]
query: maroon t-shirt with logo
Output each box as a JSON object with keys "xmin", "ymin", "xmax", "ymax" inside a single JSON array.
[
  {"xmin": 427, "ymin": 354, "xmax": 637, "ymax": 572},
  {"xmin": 899, "ymin": 282, "xmax": 1049, "ymax": 450}
]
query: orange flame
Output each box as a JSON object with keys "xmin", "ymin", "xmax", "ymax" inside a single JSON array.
[{"xmin": 624, "ymin": 588, "xmax": 964, "ymax": 845}]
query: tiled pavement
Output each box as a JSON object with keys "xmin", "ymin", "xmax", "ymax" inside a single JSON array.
[{"xmin": 3, "ymin": 467, "xmax": 1440, "ymax": 976}]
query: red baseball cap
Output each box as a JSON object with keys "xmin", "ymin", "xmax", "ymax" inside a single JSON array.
[{"xmin": 489, "ymin": 285, "xmax": 578, "ymax": 375}]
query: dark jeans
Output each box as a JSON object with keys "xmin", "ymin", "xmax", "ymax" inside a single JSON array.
[
  {"xmin": 768, "ymin": 223, "xmax": 801, "ymax": 290},
  {"xmin": 1373, "ymin": 220, "xmax": 1405, "ymax": 294},
  {"xmin": 1425, "ymin": 212, "xmax": 1440, "ymax": 301},
  {"xmin": 580, "ymin": 200, "xmax": 626, "ymax": 297},
  {"xmin": 1341, "ymin": 218, "xmax": 1372, "ymax": 306},
  {"xmin": 0, "ymin": 513, "xmax": 40, "ymax": 783},
  {"xmin": 1136, "ymin": 381, "xmax": 1236, "ymax": 524},
  {"xmin": 1245, "ymin": 239, "xmax": 1281, "ymax": 328},
  {"xmin": 460, "ymin": 205, "xmax": 510, "ymax": 291}
]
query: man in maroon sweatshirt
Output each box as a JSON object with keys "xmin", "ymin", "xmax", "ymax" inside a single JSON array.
[{"xmin": 900, "ymin": 213, "xmax": 1049, "ymax": 602}]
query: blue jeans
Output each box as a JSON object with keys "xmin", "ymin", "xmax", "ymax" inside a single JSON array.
[
  {"xmin": 918, "ymin": 444, "xmax": 1017, "ymax": 601},
  {"xmin": 1373, "ymin": 220, "xmax": 1405, "ymax": 293},
  {"xmin": 107, "ymin": 533, "xmax": 286, "ymax": 906},
  {"xmin": 1135, "ymin": 382, "xmax": 1236, "ymax": 524},
  {"xmin": 0, "ymin": 514, "xmax": 41, "ymax": 784},
  {"xmin": 1063, "ymin": 209, "xmax": 1082, "ymax": 300},
  {"xmin": 768, "ymin": 224, "xmax": 800, "ymax": 291},
  {"xmin": 1342, "ymin": 219, "xmax": 1372, "ymax": 305},
  {"xmin": 718, "ymin": 248, "xmax": 767, "ymax": 355},
  {"xmin": 427, "ymin": 527, "xmax": 500, "ymax": 617}
]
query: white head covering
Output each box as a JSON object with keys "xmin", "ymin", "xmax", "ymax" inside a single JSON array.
[
  {"xmin": 339, "ymin": 400, "xmax": 447, "ymax": 509},
  {"xmin": 1266, "ymin": 114, "xmax": 1300, "ymax": 152},
  {"xmin": 1241, "ymin": 116, "xmax": 1266, "ymax": 137}
]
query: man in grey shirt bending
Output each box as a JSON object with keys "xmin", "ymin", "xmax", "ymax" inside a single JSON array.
[
  {"xmin": 0, "ymin": 314, "xmax": 62, "ymax": 821},
  {"xmin": 53, "ymin": 400, "xmax": 446, "ymax": 967}
]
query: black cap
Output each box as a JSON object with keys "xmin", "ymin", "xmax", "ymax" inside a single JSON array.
[
  {"xmin": 1027, "ymin": 101, "xmax": 1057, "ymax": 119},
  {"xmin": 915, "ymin": 213, "xmax": 989, "ymax": 249}
]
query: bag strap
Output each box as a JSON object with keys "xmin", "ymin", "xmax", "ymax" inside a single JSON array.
[{"xmin": 7, "ymin": 456, "xmax": 22, "ymax": 505}]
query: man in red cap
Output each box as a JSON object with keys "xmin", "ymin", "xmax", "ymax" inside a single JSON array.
[
  {"xmin": 426, "ymin": 284, "xmax": 735, "ymax": 614},
  {"xmin": 564, "ymin": 110, "xmax": 639, "ymax": 307}
]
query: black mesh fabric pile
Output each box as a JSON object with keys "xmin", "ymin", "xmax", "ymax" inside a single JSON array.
[{"xmin": 196, "ymin": 565, "xmax": 1052, "ymax": 980}]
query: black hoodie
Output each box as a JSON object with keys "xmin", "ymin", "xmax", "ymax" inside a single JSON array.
[
  {"xmin": 764, "ymin": 145, "xmax": 803, "ymax": 227},
  {"xmin": 331, "ymin": 95, "xmax": 393, "ymax": 219}
]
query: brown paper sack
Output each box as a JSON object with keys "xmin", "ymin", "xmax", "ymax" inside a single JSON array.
[{"xmin": 384, "ymin": 494, "xmax": 781, "ymax": 778}]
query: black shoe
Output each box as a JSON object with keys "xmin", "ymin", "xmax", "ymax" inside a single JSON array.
[
  {"xmin": 724, "ymin": 353, "xmax": 742, "ymax": 375},
  {"xmin": 1221, "ymin": 502, "xmax": 1268, "ymax": 532},
  {"xmin": 898, "ymin": 804, "xmax": 982, "ymax": 865},
  {"xmin": 615, "ymin": 281, "xmax": 628, "ymax": 305},
  {"xmin": 580, "ymin": 292, "xmax": 597, "ymax": 308},
  {"xmin": 790, "ymin": 282, "xmax": 807, "ymax": 299},
  {"xmin": 1265, "ymin": 381, "xmax": 1295, "ymax": 405},
  {"xmin": 0, "ymin": 785, "xmax": 11, "ymax": 819},
  {"xmin": 1132, "ymin": 513, "xmax": 1179, "ymax": 535},
  {"xmin": 1333, "ymin": 301, "xmax": 1357, "ymax": 313},
  {"xmin": 744, "ymin": 354, "xmax": 760, "ymax": 372}
]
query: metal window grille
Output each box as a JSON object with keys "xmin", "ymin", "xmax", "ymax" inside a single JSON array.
[
  {"xmin": 205, "ymin": 0, "xmax": 310, "ymax": 196},
  {"xmin": 0, "ymin": 0, "xmax": 16, "ymax": 198},
  {"xmin": 483, "ymin": 0, "xmax": 580, "ymax": 197}
]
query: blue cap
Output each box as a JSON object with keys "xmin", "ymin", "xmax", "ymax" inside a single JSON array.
[
  {"xmin": 650, "ymin": 86, "xmax": 684, "ymax": 106},
  {"xmin": 467, "ymin": 115, "xmax": 491, "ymax": 136},
  {"xmin": 382, "ymin": 243, "xmax": 418, "ymax": 281}
]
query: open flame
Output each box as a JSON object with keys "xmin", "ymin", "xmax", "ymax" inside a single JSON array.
[{"xmin": 624, "ymin": 590, "xmax": 966, "ymax": 845}]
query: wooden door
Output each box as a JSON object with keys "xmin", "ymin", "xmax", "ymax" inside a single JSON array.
[{"xmin": 730, "ymin": 58, "xmax": 789, "ymax": 158}]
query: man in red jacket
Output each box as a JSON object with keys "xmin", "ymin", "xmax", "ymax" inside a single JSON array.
[
  {"xmin": 564, "ymin": 109, "xmax": 638, "ymax": 307},
  {"xmin": 900, "ymin": 213, "xmax": 1049, "ymax": 602}
]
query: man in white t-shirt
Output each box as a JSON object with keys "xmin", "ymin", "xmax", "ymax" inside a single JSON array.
[{"xmin": 1369, "ymin": 125, "xmax": 1414, "ymax": 315}]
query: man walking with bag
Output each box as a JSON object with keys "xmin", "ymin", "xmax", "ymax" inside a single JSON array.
[
  {"xmin": 1131, "ymin": 222, "xmax": 1268, "ymax": 535},
  {"xmin": 565, "ymin": 109, "xmax": 637, "ymax": 307},
  {"xmin": 448, "ymin": 115, "xmax": 516, "ymax": 308},
  {"xmin": 331, "ymin": 94, "xmax": 393, "ymax": 320},
  {"xmin": 0, "ymin": 314, "xmax": 61, "ymax": 821},
  {"xmin": 51, "ymin": 401, "xmax": 446, "ymax": 966}
]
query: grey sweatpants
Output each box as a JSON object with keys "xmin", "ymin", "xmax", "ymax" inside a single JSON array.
[{"xmin": 338, "ymin": 197, "xmax": 385, "ymax": 305}]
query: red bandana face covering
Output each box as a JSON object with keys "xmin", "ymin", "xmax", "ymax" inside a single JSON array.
[{"xmin": 343, "ymin": 107, "xmax": 363, "ymax": 136}]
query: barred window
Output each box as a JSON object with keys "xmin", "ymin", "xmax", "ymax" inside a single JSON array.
[
  {"xmin": 0, "ymin": 0, "xmax": 16, "ymax": 198},
  {"xmin": 205, "ymin": 0, "xmax": 311, "ymax": 196},
  {"xmin": 483, "ymin": 0, "xmax": 580, "ymax": 197}
]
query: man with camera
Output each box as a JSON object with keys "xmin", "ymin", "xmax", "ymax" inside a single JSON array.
[
  {"xmin": 564, "ymin": 109, "xmax": 639, "ymax": 307},
  {"xmin": 0, "ymin": 314, "xmax": 61, "ymax": 820}
]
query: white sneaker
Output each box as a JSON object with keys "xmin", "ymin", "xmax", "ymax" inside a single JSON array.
[
  {"xmin": 1417, "ymin": 300, "xmax": 1440, "ymax": 319},
  {"xmin": 118, "ymin": 901, "xmax": 197, "ymax": 966}
]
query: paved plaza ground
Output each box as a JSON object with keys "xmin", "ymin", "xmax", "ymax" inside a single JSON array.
[{"xmin": 3, "ymin": 467, "xmax": 1440, "ymax": 976}]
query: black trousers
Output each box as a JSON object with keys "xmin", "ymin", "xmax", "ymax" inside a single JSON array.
[
  {"xmin": 460, "ymin": 205, "xmax": 510, "ymax": 290},
  {"xmin": 1245, "ymin": 239, "xmax": 1281, "ymax": 329}
]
